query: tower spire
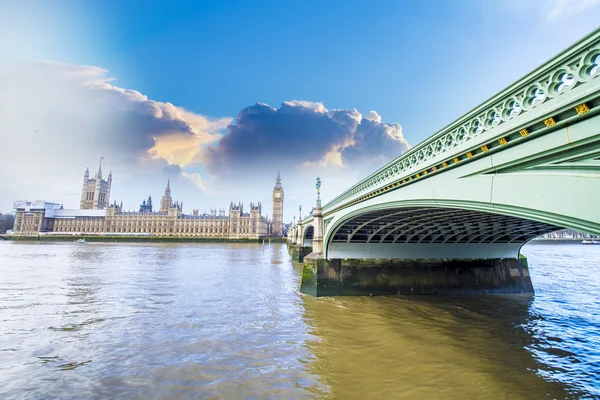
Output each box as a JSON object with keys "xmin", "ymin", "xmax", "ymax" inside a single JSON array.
[
  {"xmin": 160, "ymin": 179, "xmax": 173, "ymax": 212},
  {"xmin": 97, "ymin": 157, "xmax": 104, "ymax": 178}
]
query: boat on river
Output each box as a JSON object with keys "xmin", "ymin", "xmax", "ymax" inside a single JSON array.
[
  {"xmin": 74, "ymin": 238, "xmax": 86, "ymax": 244},
  {"xmin": 581, "ymin": 240, "xmax": 600, "ymax": 244}
]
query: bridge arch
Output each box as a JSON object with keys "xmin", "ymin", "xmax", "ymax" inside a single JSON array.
[
  {"xmin": 303, "ymin": 224, "xmax": 314, "ymax": 248},
  {"xmin": 321, "ymin": 200, "xmax": 575, "ymax": 259},
  {"xmin": 296, "ymin": 29, "xmax": 600, "ymax": 296}
]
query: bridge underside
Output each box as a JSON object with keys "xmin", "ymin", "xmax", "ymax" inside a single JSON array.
[{"xmin": 327, "ymin": 207, "xmax": 561, "ymax": 259}]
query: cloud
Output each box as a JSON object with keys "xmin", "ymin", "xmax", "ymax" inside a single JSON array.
[
  {"xmin": 202, "ymin": 101, "xmax": 409, "ymax": 178},
  {"xmin": 182, "ymin": 172, "xmax": 207, "ymax": 191},
  {"xmin": 545, "ymin": 0, "xmax": 600, "ymax": 21},
  {"xmin": 496, "ymin": 0, "xmax": 600, "ymax": 22},
  {"xmin": 0, "ymin": 61, "xmax": 409, "ymax": 220},
  {"xmin": 499, "ymin": 0, "xmax": 600, "ymax": 21},
  {"xmin": 0, "ymin": 61, "xmax": 230, "ymax": 210},
  {"xmin": 192, "ymin": 100, "xmax": 410, "ymax": 215}
]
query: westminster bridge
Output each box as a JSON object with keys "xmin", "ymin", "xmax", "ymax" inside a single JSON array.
[{"xmin": 289, "ymin": 28, "xmax": 600, "ymax": 296}]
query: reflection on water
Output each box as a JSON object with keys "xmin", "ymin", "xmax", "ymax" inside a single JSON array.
[
  {"xmin": 0, "ymin": 241, "xmax": 598, "ymax": 399},
  {"xmin": 301, "ymin": 295, "xmax": 576, "ymax": 399}
]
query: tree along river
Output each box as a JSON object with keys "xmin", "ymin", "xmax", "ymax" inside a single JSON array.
[{"xmin": 0, "ymin": 241, "xmax": 598, "ymax": 399}]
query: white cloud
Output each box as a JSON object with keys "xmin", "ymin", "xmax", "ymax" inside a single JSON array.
[
  {"xmin": 0, "ymin": 62, "xmax": 229, "ymax": 211},
  {"xmin": 365, "ymin": 110, "xmax": 382, "ymax": 123},
  {"xmin": 182, "ymin": 172, "xmax": 207, "ymax": 191},
  {"xmin": 545, "ymin": 0, "xmax": 600, "ymax": 21},
  {"xmin": 282, "ymin": 100, "xmax": 328, "ymax": 114},
  {"xmin": 0, "ymin": 61, "xmax": 409, "ymax": 222}
]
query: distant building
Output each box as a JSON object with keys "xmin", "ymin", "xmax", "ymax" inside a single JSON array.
[
  {"xmin": 536, "ymin": 229, "xmax": 598, "ymax": 239},
  {"xmin": 139, "ymin": 196, "xmax": 153, "ymax": 213},
  {"xmin": 80, "ymin": 159, "xmax": 112, "ymax": 210},
  {"xmin": 271, "ymin": 171, "xmax": 284, "ymax": 236},
  {"xmin": 283, "ymin": 222, "xmax": 292, "ymax": 237},
  {"xmin": 12, "ymin": 161, "xmax": 271, "ymax": 239}
]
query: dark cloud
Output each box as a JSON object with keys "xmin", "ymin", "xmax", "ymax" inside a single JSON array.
[
  {"xmin": 203, "ymin": 101, "xmax": 348, "ymax": 171},
  {"xmin": 341, "ymin": 116, "xmax": 408, "ymax": 165},
  {"xmin": 203, "ymin": 101, "xmax": 409, "ymax": 177},
  {"xmin": 0, "ymin": 61, "xmax": 409, "ymax": 220}
]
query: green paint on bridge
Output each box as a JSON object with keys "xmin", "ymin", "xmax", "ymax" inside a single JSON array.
[{"xmin": 290, "ymin": 28, "xmax": 600, "ymax": 296}]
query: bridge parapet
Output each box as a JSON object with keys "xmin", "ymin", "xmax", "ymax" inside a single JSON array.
[{"xmin": 305, "ymin": 28, "xmax": 600, "ymax": 220}]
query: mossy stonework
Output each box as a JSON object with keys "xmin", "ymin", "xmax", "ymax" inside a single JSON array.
[
  {"xmin": 299, "ymin": 256, "xmax": 533, "ymax": 297},
  {"xmin": 290, "ymin": 246, "xmax": 312, "ymax": 263}
]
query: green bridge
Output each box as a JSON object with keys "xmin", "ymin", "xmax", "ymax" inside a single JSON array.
[{"xmin": 289, "ymin": 28, "xmax": 600, "ymax": 296}]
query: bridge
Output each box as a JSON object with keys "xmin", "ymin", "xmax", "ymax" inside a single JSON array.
[{"xmin": 289, "ymin": 28, "xmax": 600, "ymax": 296}]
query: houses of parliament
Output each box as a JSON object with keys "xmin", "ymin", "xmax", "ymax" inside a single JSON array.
[{"xmin": 11, "ymin": 160, "xmax": 285, "ymax": 239}]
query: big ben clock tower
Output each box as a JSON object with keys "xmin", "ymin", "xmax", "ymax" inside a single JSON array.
[{"xmin": 272, "ymin": 171, "xmax": 284, "ymax": 236}]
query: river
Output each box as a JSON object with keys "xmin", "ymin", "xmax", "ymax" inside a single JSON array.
[{"xmin": 0, "ymin": 241, "xmax": 598, "ymax": 399}]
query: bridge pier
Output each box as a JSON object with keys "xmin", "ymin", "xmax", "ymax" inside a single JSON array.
[
  {"xmin": 290, "ymin": 246, "xmax": 312, "ymax": 263},
  {"xmin": 299, "ymin": 256, "xmax": 533, "ymax": 297}
]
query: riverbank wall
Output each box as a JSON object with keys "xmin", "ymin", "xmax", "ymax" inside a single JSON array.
[
  {"xmin": 5, "ymin": 236, "xmax": 287, "ymax": 243},
  {"xmin": 529, "ymin": 238, "xmax": 590, "ymax": 244}
]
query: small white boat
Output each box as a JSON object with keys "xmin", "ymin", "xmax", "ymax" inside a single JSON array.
[
  {"xmin": 74, "ymin": 239, "xmax": 86, "ymax": 244},
  {"xmin": 581, "ymin": 240, "xmax": 600, "ymax": 245}
]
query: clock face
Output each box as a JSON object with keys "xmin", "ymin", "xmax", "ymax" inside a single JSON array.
[{"xmin": 275, "ymin": 192, "xmax": 281, "ymax": 198}]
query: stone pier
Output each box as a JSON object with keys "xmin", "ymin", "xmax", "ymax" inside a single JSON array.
[
  {"xmin": 300, "ymin": 255, "xmax": 533, "ymax": 297},
  {"xmin": 290, "ymin": 246, "xmax": 312, "ymax": 263}
]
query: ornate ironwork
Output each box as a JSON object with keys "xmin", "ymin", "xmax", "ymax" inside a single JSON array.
[{"xmin": 309, "ymin": 28, "xmax": 600, "ymax": 219}]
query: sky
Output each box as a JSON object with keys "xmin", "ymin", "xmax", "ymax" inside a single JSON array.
[{"xmin": 0, "ymin": 0, "xmax": 599, "ymax": 222}]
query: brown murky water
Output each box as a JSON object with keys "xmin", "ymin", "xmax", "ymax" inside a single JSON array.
[{"xmin": 0, "ymin": 241, "xmax": 598, "ymax": 399}]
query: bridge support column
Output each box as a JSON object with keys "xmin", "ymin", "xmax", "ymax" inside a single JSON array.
[
  {"xmin": 291, "ymin": 246, "xmax": 312, "ymax": 263},
  {"xmin": 287, "ymin": 227, "xmax": 295, "ymax": 248},
  {"xmin": 300, "ymin": 256, "xmax": 533, "ymax": 297},
  {"xmin": 312, "ymin": 202, "xmax": 323, "ymax": 255},
  {"xmin": 295, "ymin": 221, "xmax": 303, "ymax": 246}
]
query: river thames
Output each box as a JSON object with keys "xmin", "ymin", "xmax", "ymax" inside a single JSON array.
[{"xmin": 0, "ymin": 241, "xmax": 598, "ymax": 399}]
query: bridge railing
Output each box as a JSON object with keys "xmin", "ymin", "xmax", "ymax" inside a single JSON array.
[{"xmin": 307, "ymin": 28, "xmax": 600, "ymax": 221}]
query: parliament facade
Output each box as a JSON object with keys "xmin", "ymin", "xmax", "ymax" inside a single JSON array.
[{"xmin": 12, "ymin": 161, "xmax": 284, "ymax": 239}]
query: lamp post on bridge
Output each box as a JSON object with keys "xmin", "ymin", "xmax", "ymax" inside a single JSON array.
[
  {"xmin": 316, "ymin": 176, "xmax": 321, "ymax": 207},
  {"xmin": 313, "ymin": 176, "xmax": 324, "ymax": 256}
]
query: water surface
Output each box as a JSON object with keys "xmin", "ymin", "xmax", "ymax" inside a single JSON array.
[{"xmin": 0, "ymin": 241, "xmax": 598, "ymax": 399}]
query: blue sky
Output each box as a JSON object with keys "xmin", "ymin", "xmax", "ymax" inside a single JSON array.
[{"xmin": 1, "ymin": 0, "xmax": 599, "ymax": 219}]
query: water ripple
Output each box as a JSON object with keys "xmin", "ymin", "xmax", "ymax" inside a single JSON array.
[{"xmin": 0, "ymin": 241, "xmax": 598, "ymax": 399}]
